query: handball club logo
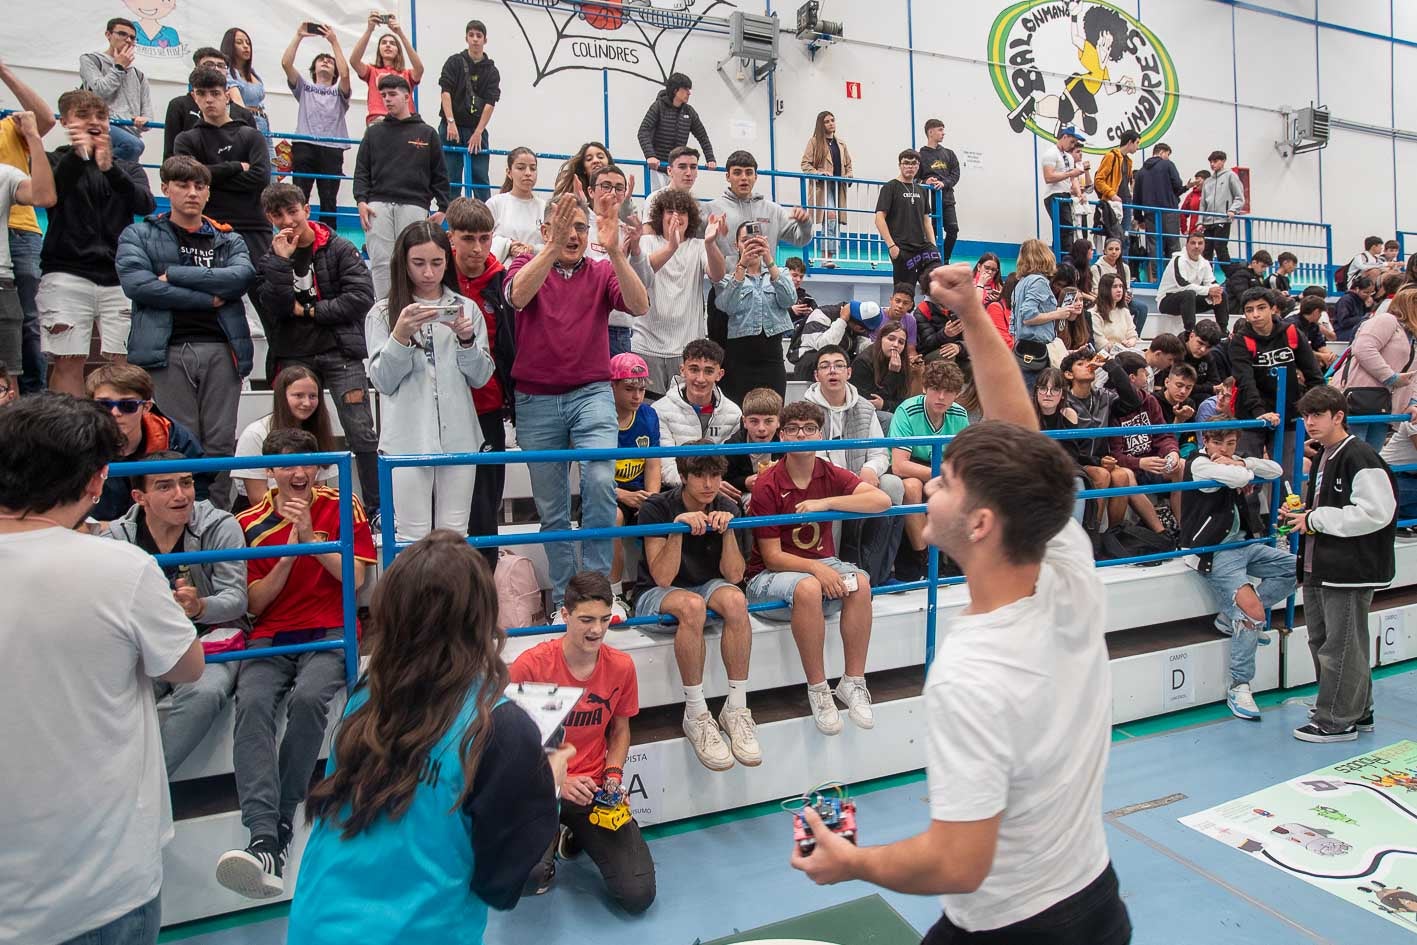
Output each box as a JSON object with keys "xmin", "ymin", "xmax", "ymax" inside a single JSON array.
[{"xmin": 987, "ymin": 0, "xmax": 1179, "ymax": 152}]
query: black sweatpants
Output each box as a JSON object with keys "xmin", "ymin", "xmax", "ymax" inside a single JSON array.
[
  {"xmin": 721, "ymin": 331, "xmax": 787, "ymax": 404},
  {"xmin": 1158, "ymin": 289, "xmax": 1228, "ymax": 332},
  {"xmin": 291, "ymin": 142, "xmax": 344, "ymax": 229},
  {"xmin": 528, "ymin": 800, "xmax": 656, "ymax": 914}
]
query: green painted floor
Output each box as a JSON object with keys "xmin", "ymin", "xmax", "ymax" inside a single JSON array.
[{"xmin": 702, "ymin": 895, "xmax": 921, "ymax": 945}]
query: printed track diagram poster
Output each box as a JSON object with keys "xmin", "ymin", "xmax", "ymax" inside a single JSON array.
[{"xmin": 1181, "ymin": 740, "xmax": 1417, "ymax": 934}]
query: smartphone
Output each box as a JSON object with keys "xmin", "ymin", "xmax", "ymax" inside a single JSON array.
[
  {"xmin": 376, "ymin": 12, "xmax": 392, "ymax": 23},
  {"xmin": 1062, "ymin": 289, "xmax": 1079, "ymax": 306},
  {"xmin": 431, "ymin": 303, "xmax": 463, "ymax": 323},
  {"xmin": 744, "ymin": 220, "xmax": 764, "ymax": 238},
  {"xmin": 841, "ymin": 572, "xmax": 859, "ymax": 593},
  {"xmin": 303, "ymin": 21, "xmax": 325, "ymax": 34}
]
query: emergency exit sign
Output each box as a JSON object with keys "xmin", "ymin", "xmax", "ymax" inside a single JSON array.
[{"xmin": 845, "ymin": 81, "xmax": 862, "ymax": 99}]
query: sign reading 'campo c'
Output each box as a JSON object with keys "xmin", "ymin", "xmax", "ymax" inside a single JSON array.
[{"xmin": 987, "ymin": 0, "xmax": 1179, "ymax": 152}]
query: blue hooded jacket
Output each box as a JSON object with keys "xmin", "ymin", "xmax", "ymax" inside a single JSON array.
[{"xmin": 116, "ymin": 213, "xmax": 256, "ymax": 375}]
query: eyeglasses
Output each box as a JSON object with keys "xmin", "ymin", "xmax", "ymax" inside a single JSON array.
[
  {"xmin": 816, "ymin": 362, "xmax": 849, "ymax": 373},
  {"xmin": 96, "ymin": 397, "xmax": 149, "ymax": 414},
  {"xmin": 568, "ymin": 223, "xmax": 590, "ymax": 234},
  {"xmin": 110, "ymin": 29, "xmax": 136, "ymax": 40},
  {"xmin": 781, "ymin": 424, "xmax": 821, "ymax": 436},
  {"xmin": 1036, "ymin": 387, "xmax": 1064, "ymax": 396},
  {"xmin": 0, "ymin": 384, "xmax": 12, "ymax": 396},
  {"xmin": 595, "ymin": 182, "xmax": 628, "ymax": 194}
]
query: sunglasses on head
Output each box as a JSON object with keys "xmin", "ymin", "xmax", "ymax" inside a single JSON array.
[{"xmin": 96, "ymin": 397, "xmax": 149, "ymax": 414}]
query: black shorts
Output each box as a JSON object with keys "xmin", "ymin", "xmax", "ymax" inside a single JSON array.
[
  {"xmin": 921, "ymin": 863, "xmax": 1130, "ymax": 944},
  {"xmin": 617, "ymin": 500, "xmax": 641, "ymax": 526},
  {"xmin": 1134, "ymin": 469, "xmax": 1172, "ymax": 487}
]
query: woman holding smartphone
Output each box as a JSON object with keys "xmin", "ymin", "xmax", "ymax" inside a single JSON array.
[
  {"xmin": 288, "ymin": 531, "xmax": 573, "ymax": 944},
  {"xmin": 366, "ymin": 221, "xmax": 494, "ymax": 543}
]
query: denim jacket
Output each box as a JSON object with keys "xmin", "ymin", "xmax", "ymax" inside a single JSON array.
[
  {"xmin": 1011, "ymin": 273, "xmax": 1059, "ymax": 345},
  {"xmin": 715, "ymin": 269, "xmax": 795, "ymax": 340}
]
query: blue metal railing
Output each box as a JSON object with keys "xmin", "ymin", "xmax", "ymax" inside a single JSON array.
[
  {"xmin": 108, "ymin": 451, "xmax": 363, "ymax": 686},
  {"xmin": 49, "ymin": 114, "xmax": 938, "ymax": 278},
  {"xmin": 376, "ymin": 372, "xmax": 1294, "ymax": 662},
  {"xmin": 1050, "ymin": 199, "xmax": 1334, "ymax": 293}
]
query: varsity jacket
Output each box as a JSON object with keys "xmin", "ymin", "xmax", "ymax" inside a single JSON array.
[
  {"xmin": 1229, "ymin": 318, "xmax": 1320, "ymax": 420},
  {"xmin": 256, "ymin": 222, "xmax": 375, "ymax": 362},
  {"xmin": 637, "ymin": 88, "xmax": 715, "ymax": 164},
  {"xmin": 353, "ymin": 114, "xmax": 450, "ymax": 212},
  {"xmin": 1298, "ymin": 435, "xmax": 1397, "ymax": 588},
  {"xmin": 803, "ymin": 382, "xmax": 889, "ymax": 479},
  {"xmin": 105, "ymin": 500, "xmax": 250, "ymax": 630},
  {"xmin": 653, "ymin": 381, "xmax": 743, "ymax": 486},
  {"xmin": 1181, "ymin": 453, "xmax": 1279, "ymax": 572}
]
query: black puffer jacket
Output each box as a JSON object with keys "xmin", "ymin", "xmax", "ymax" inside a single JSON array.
[
  {"xmin": 256, "ymin": 223, "xmax": 374, "ymax": 361},
  {"xmin": 637, "ymin": 89, "xmax": 715, "ymax": 164}
]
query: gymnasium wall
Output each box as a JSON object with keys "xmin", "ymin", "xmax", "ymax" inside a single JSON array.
[{"xmin": 6, "ymin": 0, "xmax": 1415, "ymax": 258}]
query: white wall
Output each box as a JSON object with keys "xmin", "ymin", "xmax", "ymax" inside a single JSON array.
[{"xmin": 5, "ymin": 0, "xmax": 1414, "ymax": 260}]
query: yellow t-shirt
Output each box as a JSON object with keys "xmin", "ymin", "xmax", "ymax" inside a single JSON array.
[
  {"xmin": 1072, "ymin": 41, "xmax": 1111, "ymax": 96},
  {"xmin": 0, "ymin": 117, "xmax": 39, "ymax": 234}
]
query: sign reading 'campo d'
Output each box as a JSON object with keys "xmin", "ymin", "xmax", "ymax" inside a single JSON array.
[{"xmin": 988, "ymin": 0, "xmax": 1179, "ymax": 151}]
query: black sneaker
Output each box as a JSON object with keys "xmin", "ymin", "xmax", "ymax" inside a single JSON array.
[
  {"xmin": 1155, "ymin": 505, "xmax": 1178, "ymax": 533},
  {"xmin": 277, "ymin": 816, "xmax": 294, "ymax": 852},
  {"xmin": 1293, "ymin": 722, "xmax": 1358, "ymax": 744},
  {"xmin": 216, "ymin": 835, "xmax": 285, "ymax": 899},
  {"xmin": 531, "ymin": 860, "xmax": 556, "ymax": 896},
  {"xmin": 556, "ymin": 824, "xmax": 581, "ymax": 861},
  {"xmin": 1357, "ymin": 712, "xmax": 1375, "ymax": 733}
]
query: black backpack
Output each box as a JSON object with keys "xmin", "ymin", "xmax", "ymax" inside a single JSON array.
[{"xmin": 1095, "ymin": 523, "xmax": 1176, "ymax": 565}]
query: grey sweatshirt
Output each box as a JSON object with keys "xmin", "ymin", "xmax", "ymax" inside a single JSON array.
[
  {"xmin": 706, "ymin": 187, "xmax": 814, "ymax": 266},
  {"xmin": 79, "ymin": 51, "xmax": 152, "ymax": 121}
]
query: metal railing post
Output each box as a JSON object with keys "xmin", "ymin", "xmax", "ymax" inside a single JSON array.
[
  {"xmin": 377, "ymin": 456, "xmax": 397, "ymax": 568},
  {"xmin": 336, "ymin": 454, "xmax": 359, "ymax": 687},
  {"xmin": 462, "ymin": 151, "xmax": 473, "ymax": 199},
  {"xmin": 925, "ymin": 441, "xmax": 942, "ymax": 666},
  {"xmin": 1325, "ymin": 224, "xmax": 1335, "ymax": 293},
  {"xmin": 1284, "ymin": 416, "xmax": 1308, "ymax": 633},
  {"xmin": 1268, "ymin": 367, "xmax": 1289, "ymax": 526}
]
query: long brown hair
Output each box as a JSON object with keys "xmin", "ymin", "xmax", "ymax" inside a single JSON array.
[
  {"xmin": 374, "ymin": 33, "xmax": 405, "ymax": 72},
  {"xmin": 868, "ymin": 320, "xmax": 909, "ymax": 388},
  {"xmin": 499, "ymin": 146, "xmax": 537, "ymax": 194},
  {"xmin": 220, "ymin": 28, "xmax": 260, "ymax": 83},
  {"xmin": 805, "ymin": 110, "xmax": 835, "ymax": 170},
  {"xmin": 271, "ymin": 365, "xmax": 334, "ymax": 452},
  {"xmin": 553, "ymin": 141, "xmax": 611, "ymax": 198},
  {"xmin": 384, "ymin": 220, "xmax": 454, "ymax": 331},
  {"xmin": 306, "ymin": 532, "xmax": 510, "ymax": 837}
]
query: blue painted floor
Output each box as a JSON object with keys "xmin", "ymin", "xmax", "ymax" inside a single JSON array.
[{"xmin": 173, "ymin": 674, "xmax": 1417, "ymax": 945}]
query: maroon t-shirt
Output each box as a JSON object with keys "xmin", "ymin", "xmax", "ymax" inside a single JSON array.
[
  {"xmin": 746, "ymin": 457, "xmax": 862, "ymax": 577},
  {"xmin": 505, "ymin": 254, "xmax": 627, "ymax": 395}
]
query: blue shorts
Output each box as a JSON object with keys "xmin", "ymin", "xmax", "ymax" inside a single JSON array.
[
  {"xmin": 1135, "ymin": 469, "xmax": 1172, "ymax": 487},
  {"xmin": 635, "ymin": 579, "xmax": 740, "ymax": 633},
  {"xmin": 745, "ymin": 556, "xmax": 862, "ymax": 622}
]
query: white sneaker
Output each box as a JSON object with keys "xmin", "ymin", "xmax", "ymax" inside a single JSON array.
[
  {"xmin": 683, "ymin": 712, "xmax": 734, "ymax": 771},
  {"xmin": 718, "ymin": 705, "xmax": 763, "ymax": 766},
  {"xmin": 1227, "ymin": 683, "xmax": 1260, "ymax": 720},
  {"xmin": 610, "ymin": 595, "xmax": 629, "ymax": 626},
  {"xmin": 808, "ymin": 686, "xmax": 842, "ymax": 735},
  {"xmin": 834, "ymin": 677, "xmax": 876, "ymax": 730}
]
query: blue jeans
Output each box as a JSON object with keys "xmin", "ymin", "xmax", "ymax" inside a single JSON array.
[
  {"xmin": 1396, "ymin": 472, "xmax": 1417, "ymax": 521},
  {"xmin": 109, "ymin": 123, "xmax": 144, "ymax": 161},
  {"xmin": 7, "ymin": 227, "xmax": 43, "ymax": 392},
  {"xmin": 1204, "ymin": 542, "xmax": 1296, "ymax": 686},
  {"xmin": 1128, "ymin": 298, "xmax": 1148, "ymax": 336},
  {"xmin": 608, "ymin": 325, "xmax": 632, "ymax": 357},
  {"xmin": 439, "ymin": 122, "xmax": 490, "ymax": 201},
  {"xmin": 514, "ymin": 382, "xmax": 618, "ymax": 605},
  {"xmin": 58, "ymin": 895, "xmax": 160, "ymax": 945},
  {"xmin": 1357, "ymin": 419, "xmax": 1390, "ymax": 452}
]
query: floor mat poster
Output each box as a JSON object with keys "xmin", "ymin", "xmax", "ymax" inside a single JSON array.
[{"xmin": 1180, "ymin": 740, "xmax": 1417, "ymax": 934}]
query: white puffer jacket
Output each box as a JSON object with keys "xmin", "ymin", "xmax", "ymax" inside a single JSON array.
[{"xmin": 652, "ymin": 381, "xmax": 743, "ymax": 485}]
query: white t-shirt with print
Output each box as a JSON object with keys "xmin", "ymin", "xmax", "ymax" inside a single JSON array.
[
  {"xmin": 633, "ymin": 233, "xmax": 709, "ymax": 357},
  {"xmin": 1380, "ymin": 419, "xmax": 1417, "ymax": 467},
  {"xmin": 925, "ymin": 518, "xmax": 1113, "ymax": 932},
  {"xmin": 485, "ymin": 192, "xmax": 546, "ymax": 248},
  {"xmin": 0, "ymin": 527, "xmax": 196, "ymax": 945},
  {"xmin": 1039, "ymin": 145, "xmax": 1074, "ymax": 198}
]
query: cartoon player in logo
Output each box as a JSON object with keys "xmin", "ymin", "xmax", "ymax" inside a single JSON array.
[
  {"xmin": 1009, "ymin": 1, "xmax": 1137, "ymax": 137},
  {"xmin": 122, "ymin": 0, "xmax": 182, "ymax": 49},
  {"xmin": 1358, "ymin": 881, "xmax": 1417, "ymax": 923}
]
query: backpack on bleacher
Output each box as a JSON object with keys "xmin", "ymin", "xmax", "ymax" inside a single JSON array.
[
  {"xmin": 1096, "ymin": 523, "xmax": 1176, "ymax": 565},
  {"xmin": 495, "ymin": 550, "xmax": 545, "ymax": 630}
]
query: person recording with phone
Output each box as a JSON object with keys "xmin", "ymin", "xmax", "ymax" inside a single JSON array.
[
  {"xmin": 715, "ymin": 219, "xmax": 797, "ymax": 399},
  {"xmin": 280, "ymin": 23, "xmax": 352, "ymax": 229},
  {"xmin": 350, "ymin": 11, "xmax": 426, "ymax": 126},
  {"xmin": 365, "ymin": 220, "xmax": 493, "ymax": 543},
  {"xmin": 287, "ymin": 532, "xmax": 573, "ymax": 943}
]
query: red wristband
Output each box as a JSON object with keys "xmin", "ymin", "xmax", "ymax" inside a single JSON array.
[{"xmin": 603, "ymin": 766, "xmax": 623, "ymax": 780}]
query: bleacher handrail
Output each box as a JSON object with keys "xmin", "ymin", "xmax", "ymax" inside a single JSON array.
[{"xmin": 107, "ymin": 451, "xmax": 362, "ymax": 686}]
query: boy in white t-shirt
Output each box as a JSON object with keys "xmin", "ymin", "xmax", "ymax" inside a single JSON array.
[{"xmin": 791, "ymin": 264, "xmax": 1129, "ymax": 944}]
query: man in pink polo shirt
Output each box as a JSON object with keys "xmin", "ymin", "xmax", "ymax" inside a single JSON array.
[{"xmin": 507, "ymin": 187, "xmax": 650, "ymax": 607}]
